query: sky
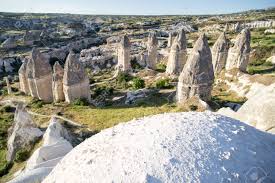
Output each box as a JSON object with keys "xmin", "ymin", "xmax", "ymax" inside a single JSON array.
[{"xmin": 0, "ymin": 0, "xmax": 274, "ymax": 15}]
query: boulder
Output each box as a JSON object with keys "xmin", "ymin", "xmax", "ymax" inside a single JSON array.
[
  {"xmin": 226, "ymin": 28, "xmax": 251, "ymax": 72},
  {"xmin": 177, "ymin": 33, "xmax": 214, "ymax": 103},
  {"xmin": 7, "ymin": 103, "xmax": 43, "ymax": 162},
  {"xmin": 212, "ymin": 32, "xmax": 229, "ymax": 74},
  {"xmin": 63, "ymin": 51, "xmax": 90, "ymax": 103},
  {"xmin": 43, "ymin": 112, "xmax": 275, "ymax": 183},
  {"xmin": 125, "ymin": 89, "xmax": 155, "ymax": 105},
  {"xmin": 117, "ymin": 35, "xmax": 131, "ymax": 72},
  {"xmin": 52, "ymin": 62, "xmax": 65, "ymax": 103},
  {"xmin": 146, "ymin": 32, "xmax": 158, "ymax": 69}
]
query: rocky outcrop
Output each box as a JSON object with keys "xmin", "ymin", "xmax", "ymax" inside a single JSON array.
[
  {"xmin": 218, "ymin": 83, "xmax": 275, "ymax": 134},
  {"xmin": 226, "ymin": 28, "xmax": 251, "ymax": 72},
  {"xmin": 146, "ymin": 32, "xmax": 158, "ymax": 69},
  {"xmin": 63, "ymin": 52, "xmax": 90, "ymax": 103},
  {"xmin": 31, "ymin": 48, "xmax": 53, "ymax": 102},
  {"xmin": 43, "ymin": 112, "xmax": 275, "ymax": 183},
  {"xmin": 166, "ymin": 29, "xmax": 187, "ymax": 75},
  {"xmin": 125, "ymin": 89, "xmax": 155, "ymax": 105},
  {"xmin": 18, "ymin": 59, "xmax": 30, "ymax": 94},
  {"xmin": 212, "ymin": 32, "xmax": 229, "ymax": 74},
  {"xmin": 177, "ymin": 33, "xmax": 214, "ymax": 103},
  {"xmin": 10, "ymin": 117, "xmax": 73, "ymax": 183},
  {"xmin": 117, "ymin": 35, "xmax": 131, "ymax": 72},
  {"xmin": 7, "ymin": 104, "xmax": 43, "ymax": 162},
  {"xmin": 1, "ymin": 37, "xmax": 16, "ymax": 49},
  {"xmin": 52, "ymin": 62, "xmax": 65, "ymax": 103}
]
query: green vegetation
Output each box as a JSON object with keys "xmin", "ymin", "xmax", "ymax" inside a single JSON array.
[
  {"xmin": 73, "ymin": 98, "xmax": 90, "ymax": 106},
  {"xmin": 14, "ymin": 149, "xmax": 32, "ymax": 163},
  {"xmin": 28, "ymin": 98, "xmax": 45, "ymax": 108},
  {"xmin": 155, "ymin": 79, "xmax": 173, "ymax": 89},
  {"xmin": 156, "ymin": 63, "xmax": 166, "ymax": 73},
  {"xmin": 0, "ymin": 105, "xmax": 14, "ymax": 177},
  {"xmin": 132, "ymin": 77, "xmax": 145, "ymax": 90},
  {"xmin": 116, "ymin": 72, "xmax": 133, "ymax": 89}
]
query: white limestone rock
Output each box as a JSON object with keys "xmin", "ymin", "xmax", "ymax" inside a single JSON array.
[
  {"xmin": 7, "ymin": 104, "xmax": 43, "ymax": 162},
  {"xmin": 146, "ymin": 32, "xmax": 158, "ymax": 69},
  {"xmin": 43, "ymin": 112, "xmax": 275, "ymax": 183},
  {"xmin": 177, "ymin": 33, "xmax": 214, "ymax": 103},
  {"xmin": 63, "ymin": 51, "xmax": 91, "ymax": 103},
  {"xmin": 212, "ymin": 32, "xmax": 229, "ymax": 74},
  {"xmin": 52, "ymin": 62, "xmax": 65, "ymax": 103},
  {"xmin": 117, "ymin": 35, "xmax": 131, "ymax": 72},
  {"xmin": 226, "ymin": 28, "xmax": 251, "ymax": 72}
]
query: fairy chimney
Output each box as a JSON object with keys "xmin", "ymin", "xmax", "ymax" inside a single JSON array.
[
  {"xmin": 166, "ymin": 29, "xmax": 187, "ymax": 75},
  {"xmin": 212, "ymin": 32, "xmax": 229, "ymax": 74},
  {"xmin": 63, "ymin": 51, "xmax": 90, "ymax": 103},
  {"xmin": 117, "ymin": 35, "xmax": 131, "ymax": 72},
  {"xmin": 31, "ymin": 48, "xmax": 53, "ymax": 102},
  {"xmin": 146, "ymin": 32, "xmax": 158, "ymax": 69},
  {"xmin": 226, "ymin": 28, "xmax": 251, "ymax": 72},
  {"xmin": 177, "ymin": 33, "xmax": 214, "ymax": 103},
  {"xmin": 52, "ymin": 62, "xmax": 65, "ymax": 103},
  {"xmin": 18, "ymin": 59, "xmax": 30, "ymax": 94}
]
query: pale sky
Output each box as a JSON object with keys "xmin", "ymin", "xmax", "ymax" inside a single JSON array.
[{"xmin": 0, "ymin": 0, "xmax": 274, "ymax": 15}]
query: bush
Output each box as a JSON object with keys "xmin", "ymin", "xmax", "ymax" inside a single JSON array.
[
  {"xmin": 132, "ymin": 78, "xmax": 145, "ymax": 90},
  {"xmin": 131, "ymin": 58, "xmax": 143, "ymax": 70},
  {"xmin": 73, "ymin": 98, "xmax": 89, "ymax": 106},
  {"xmin": 94, "ymin": 86, "xmax": 114, "ymax": 97},
  {"xmin": 156, "ymin": 63, "xmax": 166, "ymax": 73},
  {"xmin": 15, "ymin": 148, "xmax": 31, "ymax": 163},
  {"xmin": 155, "ymin": 79, "xmax": 172, "ymax": 89},
  {"xmin": 30, "ymin": 98, "xmax": 45, "ymax": 108},
  {"xmin": 116, "ymin": 72, "xmax": 132, "ymax": 89},
  {"xmin": 0, "ymin": 161, "xmax": 13, "ymax": 177}
]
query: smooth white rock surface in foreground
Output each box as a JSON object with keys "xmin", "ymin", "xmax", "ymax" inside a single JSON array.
[
  {"xmin": 9, "ymin": 118, "xmax": 73, "ymax": 183},
  {"xmin": 43, "ymin": 112, "xmax": 275, "ymax": 183}
]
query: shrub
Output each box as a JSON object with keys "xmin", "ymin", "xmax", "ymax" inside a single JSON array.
[
  {"xmin": 94, "ymin": 86, "xmax": 114, "ymax": 97},
  {"xmin": 30, "ymin": 98, "xmax": 45, "ymax": 108},
  {"xmin": 156, "ymin": 63, "xmax": 166, "ymax": 73},
  {"xmin": 132, "ymin": 78, "xmax": 145, "ymax": 90},
  {"xmin": 73, "ymin": 98, "xmax": 89, "ymax": 106},
  {"xmin": 131, "ymin": 58, "xmax": 143, "ymax": 70},
  {"xmin": 116, "ymin": 72, "xmax": 132, "ymax": 89},
  {"xmin": 155, "ymin": 79, "xmax": 172, "ymax": 89},
  {"xmin": 0, "ymin": 161, "xmax": 13, "ymax": 177},
  {"xmin": 15, "ymin": 148, "xmax": 31, "ymax": 162}
]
